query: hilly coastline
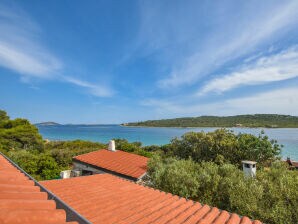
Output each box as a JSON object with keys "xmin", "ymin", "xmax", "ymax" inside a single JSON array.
[
  {"xmin": 123, "ymin": 114, "xmax": 298, "ymax": 128},
  {"xmin": 35, "ymin": 122, "xmax": 61, "ymax": 126}
]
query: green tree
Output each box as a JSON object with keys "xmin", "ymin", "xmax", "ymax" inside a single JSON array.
[
  {"xmin": 37, "ymin": 154, "xmax": 60, "ymax": 180},
  {"xmin": 0, "ymin": 110, "xmax": 9, "ymax": 121},
  {"xmin": 168, "ymin": 129, "xmax": 281, "ymax": 167},
  {"xmin": 114, "ymin": 138, "xmax": 153, "ymax": 157},
  {"xmin": 7, "ymin": 150, "xmax": 39, "ymax": 175},
  {"xmin": 147, "ymin": 155, "xmax": 200, "ymax": 198},
  {"xmin": 125, "ymin": 114, "xmax": 298, "ymax": 128},
  {"xmin": 47, "ymin": 140, "xmax": 106, "ymax": 169},
  {"xmin": 0, "ymin": 112, "xmax": 44, "ymax": 152},
  {"xmin": 7, "ymin": 150, "xmax": 60, "ymax": 180},
  {"xmin": 147, "ymin": 156, "xmax": 298, "ymax": 224}
]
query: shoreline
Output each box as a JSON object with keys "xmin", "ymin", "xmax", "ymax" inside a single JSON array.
[{"xmin": 120, "ymin": 124, "xmax": 298, "ymax": 129}]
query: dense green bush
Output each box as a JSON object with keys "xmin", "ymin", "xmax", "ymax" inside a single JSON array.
[
  {"xmin": 0, "ymin": 110, "xmax": 9, "ymax": 121},
  {"xmin": 168, "ymin": 129, "xmax": 281, "ymax": 167},
  {"xmin": 0, "ymin": 110, "xmax": 62, "ymax": 179},
  {"xmin": 7, "ymin": 150, "xmax": 60, "ymax": 180},
  {"xmin": 2, "ymin": 109, "xmax": 296, "ymax": 224},
  {"xmin": 126, "ymin": 114, "xmax": 298, "ymax": 128},
  {"xmin": 114, "ymin": 138, "xmax": 153, "ymax": 157},
  {"xmin": 46, "ymin": 140, "xmax": 106, "ymax": 169},
  {"xmin": 0, "ymin": 110, "xmax": 43, "ymax": 152},
  {"xmin": 0, "ymin": 109, "xmax": 153, "ymax": 179},
  {"xmin": 147, "ymin": 156, "xmax": 298, "ymax": 224}
]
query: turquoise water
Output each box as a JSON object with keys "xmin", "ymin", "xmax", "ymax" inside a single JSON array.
[{"xmin": 37, "ymin": 125, "xmax": 298, "ymax": 160}]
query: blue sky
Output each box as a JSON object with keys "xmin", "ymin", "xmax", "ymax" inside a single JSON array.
[{"xmin": 0, "ymin": 0, "xmax": 298, "ymax": 124}]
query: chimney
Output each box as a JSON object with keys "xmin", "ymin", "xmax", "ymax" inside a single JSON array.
[
  {"xmin": 108, "ymin": 140, "xmax": 116, "ymax": 152},
  {"xmin": 241, "ymin": 160, "xmax": 257, "ymax": 178},
  {"xmin": 286, "ymin": 157, "xmax": 292, "ymax": 165}
]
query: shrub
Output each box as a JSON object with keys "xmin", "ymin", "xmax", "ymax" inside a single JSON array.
[
  {"xmin": 147, "ymin": 156, "xmax": 298, "ymax": 224},
  {"xmin": 168, "ymin": 129, "xmax": 281, "ymax": 167}
]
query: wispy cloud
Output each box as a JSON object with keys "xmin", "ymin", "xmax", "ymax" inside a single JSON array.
[
  {"xmin": 62, "ymin": 76, "xmax": 114, "ymax": 97},
  {"xmin": 224, "ymin": 87, "xmax": 298, "ymax": 115},
  {"xmin": 0, "ymin": 3, "xmax": 113, "ymax": 97},
  {"xmin": 142, "ymin": 87, "xmax": 298, "ymax": 116},
  {"xmin": 0, "ymin": 4, "xmax": 61, "ymax": 78},
  {"xmin": 199, "ymin": 46, "xmax": 298, "ymax": 94},
  {"xmin": 0, "ymin": 41, "xmax": 62, "ymax": 78},
  {"xmin": 146, "ymin": 0, "xmax": 298, "ymax": 88}
]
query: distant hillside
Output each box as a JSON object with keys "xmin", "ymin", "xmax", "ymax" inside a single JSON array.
[
  {"xmin": 123, "ymin": 114, "xmax": 298, "ymax": 128},
  {"xmin": 35, "ymin": 122, "xmax": 61, "ymax": 126}
]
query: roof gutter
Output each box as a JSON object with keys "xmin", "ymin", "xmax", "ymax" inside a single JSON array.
[{"xmin": 0, "ymin": 151, "xmax": 91, "ymax": 224}]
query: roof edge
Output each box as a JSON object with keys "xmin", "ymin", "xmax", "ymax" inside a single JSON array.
[
  {"xmin": 72, "ymin": 148, "xmax": 149, "ymax": 160},
  {"xmin": 0, "ymin": 151, "xmax": 92, "ymax": 224},
  {"xmin": 72, "ymin": 158, "xmax": 141, "ymax": 181}
]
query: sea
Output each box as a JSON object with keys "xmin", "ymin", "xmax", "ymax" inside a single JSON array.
[{"xmin": 37, "ymin": 125, "xmax": 298, "ymax": 161}]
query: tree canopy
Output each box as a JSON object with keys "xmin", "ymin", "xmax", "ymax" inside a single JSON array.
[
  {"xmin": 0, "ymin": 110, "xmax": 43, "ymax": 152},
  {"xmin": 1, "ymin": 109, "xmax": 297, "ymax": 224},
  {"xmin": 147, "ymin": 156, "xmax": 298, "ymax": 224},
  {"xmin": 125, "ymin": 114, "xmax": 298, "ymax": 128},
  {"xmin": 165, "ymin": 129, "xmax": 281, "ymax": 167}
]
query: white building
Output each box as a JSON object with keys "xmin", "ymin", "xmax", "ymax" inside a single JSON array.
[{"xmin": 241, "ymin": 160, "xmax": 257, "ymax": 177}]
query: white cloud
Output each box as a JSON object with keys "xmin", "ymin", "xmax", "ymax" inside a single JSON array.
[
  {"xmin": 142, "ymin": 87, "xmax": 298, "ymax": 116},
  {"xmin": 199, "ymin": 47, "xmax": 298, "ymax": 94},
  {"xmin": 0, "ymin": 41, "xmax": 61, "ymax": 78},
  {"xmin": 224, "ymin": 87, "xmax": 298, "ymax": 115},
  {"xmin": 156, "ymin": 0, "xmax": 298, "ymax": 88},
  {"xmin": 0, "ymin": 4, "xmax": 61, "ymax": 78},
  {"xmin": 62, "ymin": 76, "xmax": 114, "ymax": 97},
  {"xmin": 0, "ymin": 3, "xmax": 114, "ymax": 97}
]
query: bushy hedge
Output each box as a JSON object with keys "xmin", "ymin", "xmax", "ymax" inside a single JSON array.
[
  {"xmin": 1, "ymin": 109, "xmax": 296, "ymax": 223},
  {"xmin": 46, "ymin": 140, "xmax": 106, "ymax": 169},
  {"xmin": 147, "ymin": 156, "xmax": 298, "ymax": 224},
  {"xmin": 0, "ymin": 110, "xmax": 43, "ymax": 152},
  {"xmin": 113, "ymin": 138, "xmax": 153, "ymax": 157},
  {"xmin": 7, "ymin": 150, "xmax": 60, "ymax": 180},
  {"xmin": 167, "ymin": 129, "xmax": 281, "ymax": 167}
]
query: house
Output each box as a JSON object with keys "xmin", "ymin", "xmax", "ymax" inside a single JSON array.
[
  {"xmin": 0, "ymin": 153, "xmax": 84, "ymax": 224},
  {"xmin": 71, "ymin": 140, "xmax": 148, "ymax": 181},
  {"xmin": 1, "ymin": 151, "xmax": 262, "ymax": 224},
  {"xmin": 284, "ymin": 157, "xmax": 298, "ymax": 170},
  {"xmin": 41, "ymin": 173, "xmax": 262, "ymax": 224}
]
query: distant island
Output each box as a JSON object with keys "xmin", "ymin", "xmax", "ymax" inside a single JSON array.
[
  {"xmin": 123, "ymin": 114, "xmax": 298, "ymax": 128},
  {"xmin": 35, "ymin": 122, "xmax": 61, "ymax": 126}
]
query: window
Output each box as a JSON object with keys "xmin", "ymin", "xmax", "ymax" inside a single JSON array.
[
  {"xmin": 82, "ymin": 170, "xmax": 93, "ymax": 176},
  {"xmin": 244, "ymin": 164, "xmax": 250, "ymax": 168}
]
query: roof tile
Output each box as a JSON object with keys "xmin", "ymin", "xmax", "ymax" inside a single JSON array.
[
  {"xmin": 41, "ymin": 174, "xmax": 262, "ymax": 224},
  {"xmin": 0, "ymin": 154, "xmax": 76, "ymax": 224},
  {"xmin": 73, "ymin": 149, "xmax": 148, "ymax": 179}
]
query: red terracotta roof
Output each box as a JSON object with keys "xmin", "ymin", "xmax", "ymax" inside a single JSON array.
[
  {"xmin": 284, "ymin": 159, "xmax": 298, "ymax": 168},
  {"xmin": 73, "ymin": 149, "xmax": 148, "ymax": 179},
  {"xmin": 0, "ymin": 154, "xmax": 78, "ymax": 224},
  {"xmin": 292, "ymin": 161, "xmax": 298, "ymax": 167},
  {"xmin": 41, "ymin": 174, "xmax": 262, "ymax": 224}
]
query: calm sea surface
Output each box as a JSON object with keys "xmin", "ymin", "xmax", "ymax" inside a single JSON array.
[{"xmin": 37, "ymin": 125, "xmax": 298, "ymax": 160}]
